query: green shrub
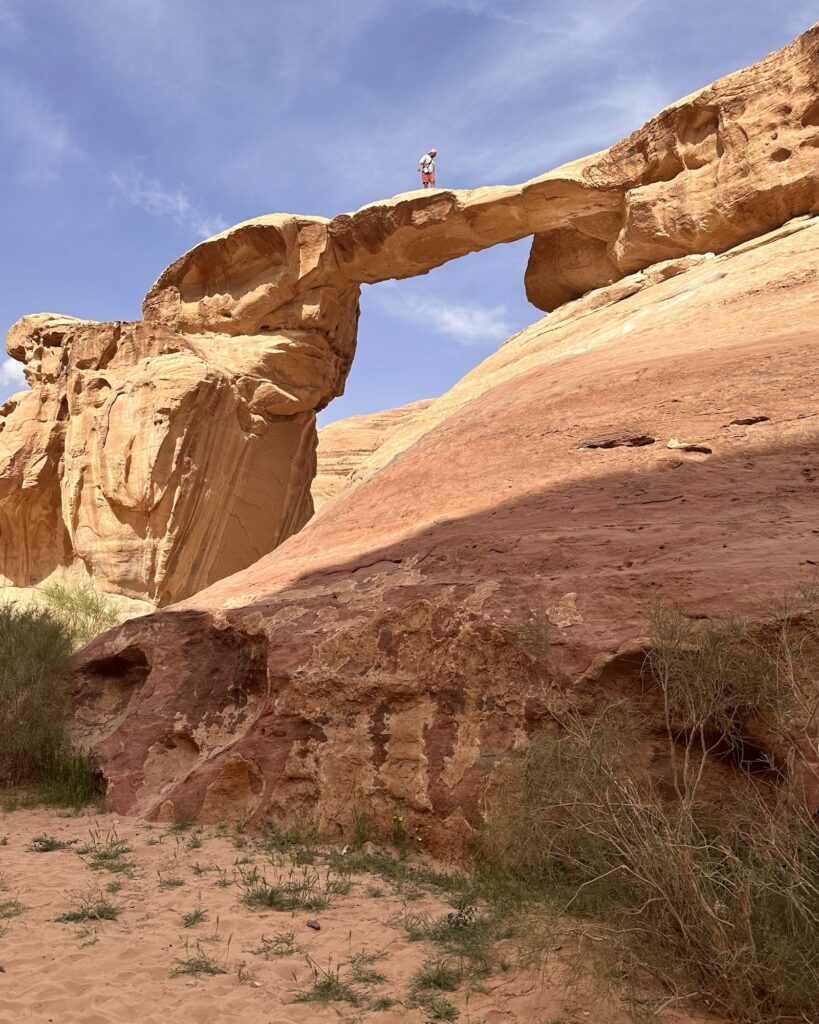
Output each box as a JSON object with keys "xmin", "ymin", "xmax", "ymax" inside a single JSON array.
[{"xmin": 482, "ymin": 603, "xmax": 819, "ymax": 1023}]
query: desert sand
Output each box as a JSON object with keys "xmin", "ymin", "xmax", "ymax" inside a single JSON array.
[{"xmin": 0, "ymin": 807, "xmax": 700, "ymax": 1024}]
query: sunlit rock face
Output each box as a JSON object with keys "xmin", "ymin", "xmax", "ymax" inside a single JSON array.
[
  {"xmin": 2, "ymin": 24, "xmax": 817, "ymax": 610},
  {"xmin": 524, "ymin": 25, "xmax": 819, "ymax": 308}
]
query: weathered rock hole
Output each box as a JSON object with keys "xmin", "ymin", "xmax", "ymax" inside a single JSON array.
[
  {"xmin": 727, "ymin": 415, "xmax": 770, "ymax": 426},
  {"xmin": 583, "ymin": 435, "xmax": 656, "ymax": 450},
  {"xmin": 771, "ymin": 148, "xmax": 792, "ymax": 162},
  {"xmin": 80, "ymin": 646, "xmax": 150, "ymax": 689},
  {"xmin": 801, "ymin": 96, "xmax": 819, "ymax": 127}
]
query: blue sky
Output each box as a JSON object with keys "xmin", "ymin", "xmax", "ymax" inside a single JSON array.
[{"xmin": 0, "ymin": 0, "xmax": 814, "ymax": 423}]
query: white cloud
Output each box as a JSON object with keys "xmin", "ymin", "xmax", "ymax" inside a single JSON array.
[
  {"xmin": 0, "ymin": 357, "xmax": 26, "ymax": 388},
  {"xmin": 110, "ymin": 169, "xmax": 227, "ymax": 240},
  {"xmin": 374, "ymin": 286, "xmax": 512, "ymax": 346},
  {"xmin": 0, "ymin": 77, "xmax": 82, "ymax": 183}
]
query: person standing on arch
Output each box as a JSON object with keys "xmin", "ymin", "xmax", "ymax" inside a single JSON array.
[{"xmin": 417, "ymin": 148, "xmax": 437, "ymax": 188}]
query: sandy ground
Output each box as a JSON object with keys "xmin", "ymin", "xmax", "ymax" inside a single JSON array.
[{"xmin": 0, "ymin": 809, "xmax": 710, "ymax": 1024}]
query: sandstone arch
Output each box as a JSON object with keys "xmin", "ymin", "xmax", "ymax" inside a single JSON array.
[{"xmin": 1, "ymin": 24, "xmax": 817, "ymax": 605}]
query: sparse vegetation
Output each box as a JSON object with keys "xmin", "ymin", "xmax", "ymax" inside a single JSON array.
[
  {"xmin": 482, "ymin": 599, "xmax": 819, "ymax": 1023},
  {"xmin": 57, "ymin": 888, "xmax": 120, "ymax": 923},
  {"xmin": 240, "ymin": 865, "xmax": 346, "ymax": 912},
  {"xmin": 170, "ymin": 940, "xmax": 227, "ymax": 977},
  {"xmin": 351, "ymin": 804, "xmax": 372, "ymax": 848},
  {"xmin": 181, "ymin": 903, "xmax": 207, "ymax": 928},
  {"xmin": 28, "ymin": 833, "xmax": 77, "ymax": 852},
  {"xmin": 158, "ymin": 874, "xmax": 185, "ymax": 891},
  {"xmin": 411, "ymin": 957, "xmax": 463, "ymax": 993},
  {"xmin": 0, "ymin": 898, "xmax": 24, "ymax": 919},
  {"xmin": 394, "ymin": 907, "xmax": 506, "ymax": 979},
  {"xmin": 78, "ymin": 827, "xmax": 133, "ymax": 873},
  {"xmin": 294, "ymin": 959, "xmax": 362, "ymax": 1006},
  {"xmin": 347, "ymin": 949, "xmax": 388, "ymax": 986},
  {"xmin": 252, "ymin": 930, "xmax": 301, "ymax": 958},
  {"xmin": 167, "ymin": 819, "xmax": 193, "ymax": 834},
  {"xmin": 0, "ymin": 603, "xmax": 99, "ymax": 806},
  {"xmin": 186, "ymin": 830, "xmax": 204, "ymax": 850},
  {"xmin": 411, "ymin": 992, "xmax": 460, "ymax": 1021}
]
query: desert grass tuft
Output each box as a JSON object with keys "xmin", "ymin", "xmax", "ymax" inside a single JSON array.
[
  {"xmin": 28, "ymin": 834, "xmax": 77, "ymax": 853},
  {"xmin": 170, "ymin": 940, "xmax": 227, "ymax": 977},
  {"xmin": 0, "ymin": 898, "xmax": 25, "ymax": 919},
  {"xmin": 240, "ymin": 865, "xmax": 344, "ymax": 913},
  {"xmin": 293, "ymin": 958, "xmax": 361, "ymax": 1006},
  {"xmin": 158, "ymin": 873, "xmax": 185, "ymax": 891},
  {"xmin": 252, "ymin": 930, "xmax": 301, "ymax": 958},
  {"xmin": 347, "ymin": 949, "xmax": 388, "ymax": 986},
  {"xmin": 181, "ymin": 904, "xmax": 207, "ymax": 928},
  {"xmin": 78, "ymin": 827, "xmax": 133, "ymax": 873},
  {"xmin": 411, "ymin": 957, "xmax": 463, "ymax": 993},
  {"xmin": 57, "ymin": 887, "xmax": 119, "ymax": 923}
]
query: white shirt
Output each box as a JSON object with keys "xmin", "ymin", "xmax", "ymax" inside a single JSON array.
[{"xmin": 419, "ymin": 153, "xmax": 435, "ymax": 172}]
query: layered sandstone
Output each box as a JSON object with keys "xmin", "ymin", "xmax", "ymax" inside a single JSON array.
[
  {"xmin": 71, "ymin": 212, "xmax": 819, "ymax": 847},
  {"xmin": 313, "ymin": 399, "xmax": 432, "ymax": 512},
  {"xmin": 3, "ymin": 24, "xmax": 816, "ymax": 604}
]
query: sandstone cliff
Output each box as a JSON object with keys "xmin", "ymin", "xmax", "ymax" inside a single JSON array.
[{"xmin": 4, "ymin": 25, "xmax": 816, "ymax": 605}]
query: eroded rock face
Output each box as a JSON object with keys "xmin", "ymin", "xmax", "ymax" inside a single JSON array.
[
  {"xmin": 3, "ymin": 24, "xmax": 817, "ymax": 611},
  {"xmin": 1, "ymin": 314, "xmax": 318, "ymax": 604},
  {"xmin": 71, "ymin": 215, "xmax": 819, "ymax": 848}
]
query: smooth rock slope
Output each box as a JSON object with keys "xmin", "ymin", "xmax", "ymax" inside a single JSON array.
[{"xmin": 313, "ymin": 399, "xmax": 432, "ymax": 512}]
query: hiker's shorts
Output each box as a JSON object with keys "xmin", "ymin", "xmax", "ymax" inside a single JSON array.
[{"xmin": 421, "ymin": 172, "xmax": 436, "ymax": 185}]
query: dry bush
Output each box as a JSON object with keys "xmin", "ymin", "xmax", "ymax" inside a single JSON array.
[{"xmin": 482, "ymin": 601, "xmax": 819, "ymax": 1023}]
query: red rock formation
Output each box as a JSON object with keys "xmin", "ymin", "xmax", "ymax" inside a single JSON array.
[{"xmin": 71, "ymin": 214, "xmax": 819, "ymax": 846}]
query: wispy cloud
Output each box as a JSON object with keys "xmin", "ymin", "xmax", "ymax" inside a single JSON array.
[
  {"xmin": 0, "ymin": 0, "xmax": 21, "ymax": 39},
  {"xmin": 374, "ymin": 285, "xmax": 512, "ymax": 346},
  {"xmin": 272, "ymin": 0, "xmax": 667, "ymax": 197},
  {"xmin": 0, "ymin": 77, "xmax": 82, "ymax": 183},
  {"xmin": 0, "ymin": 357, "xmax": 25, "ymax": 388},
  {"xmin": 64, "ymin": 0, "xmax": 207, "ymax": 96},
  {"xmin": 110, "ymin": 169, "xmax": 227, "ymax": 240}
]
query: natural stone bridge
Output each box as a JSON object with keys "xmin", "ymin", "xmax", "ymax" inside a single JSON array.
[{"xmin": 1, "ymin": 22, "xmax": 817, "ymax": 603}]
